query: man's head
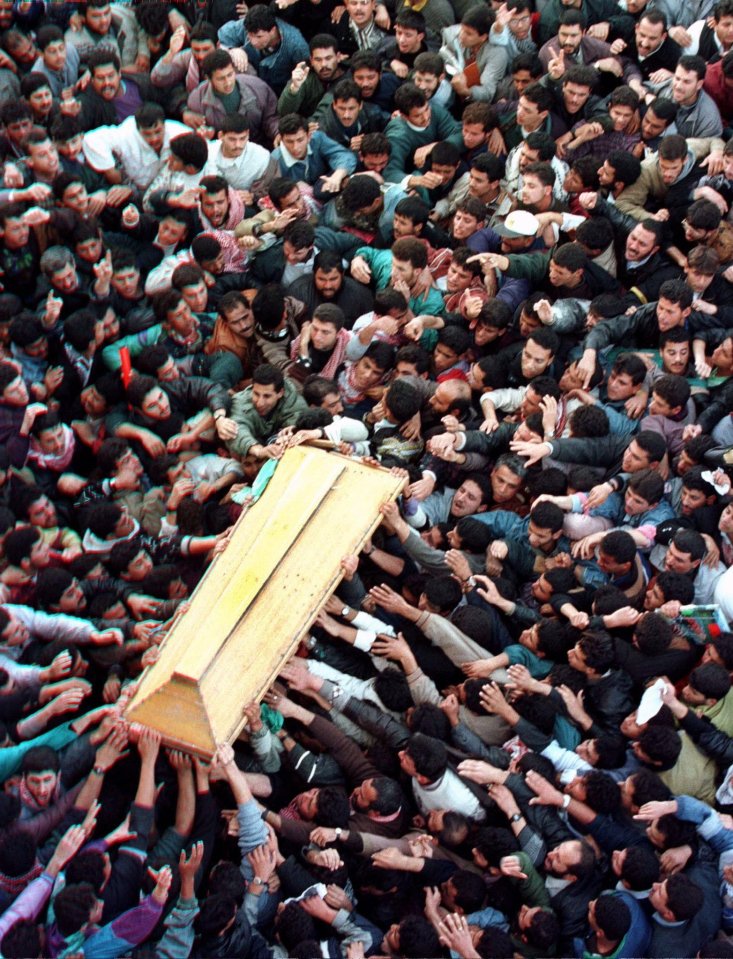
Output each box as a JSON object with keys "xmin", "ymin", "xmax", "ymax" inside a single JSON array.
[
  {"xmin": 188, "ymin": 20, "xmax": 217, "ymax": 65},
  {"xmin": 345, "ymin": 0, "xmax": 376, "ymax": 27},
  {"xmin": 251, "ymin": 364, "xmax": 285, "ymax": 417},
  {"xmin": 399, "ymin": 733, "xmax": 447, "ymax": 784},
  {"xmin": 655, "ymin": 279, "xmax": 693, "ymax": 331},
  {"xmin": 664, "ymin": 527, "xmax": 707, "ymax": 575},
  {"xmin": 460, "ymin": 101, "xmax": 492, "ymax": 151},
  {"xmin": 648, "ymin": 372, "xmax": 690, "ymax": 417},
  {"xmin": 598, "ymin": 530, "xmax": 637, "ymax": 577},
  {"xmin": 394, "ymin": 9, "xmax": 427, "ymax": 52},
  {"xmin": 672, "ymin": 54, "xmax": 706, "ymax": 106},
  {"xmin": 641, "ymin": 96, "xmax": 677, "ymax": 142},
  {"xmin": 413, "ymin": 51, "xmax": 446, "ymax": 99},
  {"xmin": 390, "ymin": 237, "xmax": 428, "ymax": 288},
  {"xmin": 607, "ymin": 353, "xmax": 647, "ymax": 401},
  {"xmin": 309, "ymin": 304, "xmax": 345, "ymax": 353},
  {"xmin": 682, "ymin": 662, "xmax": 732, "ymax": 707},
  {"xmin": 509, "ymin": 50, "xmax": 544, "ymax": 94},
  {"xmin": 620, "ymin": 431, "xmax": 666, "ymax": 474},
  {"xmin": 656, "ymin": 134, "xmax": 688, "ymax": 185},
  {"xmin": 83, "ymin": 0, "xmax": 112, "ymax": 35},
  {"xmin": 154, "ymin": 288, "xmax": 197, "ymax": 339},
  {"xmin": 0, "ymin": 361, "xmax": 29, "ymax": 407},
  {"xmin": 199, "ymin": 175, "xmax": 230, "ymax": 228},
  {"xmin": 527, "ymin": 500, "xmax": 564, "ymax": 551},
  {"xmin": 467, "ymin": 153, "xmax": 504, "ymax": 202},
  {"xmin": 459, "ymin": 5, "xmax": 493, "ymax": 50},
  {"xmin": 516, "ymin": 82, "xmax": 553, "ymax": 132},
  {"xmin": 561, "ymin": 65, "xmax": 597, "ymax": 114},
  {"xmin": 658, "ymin": 329, "xmax": 691, "ymax": 378},
  {"xmin": 599, "ymin": 150, "xmax": 642, "ymax": 195},
  {"xmin": 683, "ymin": 198, "xmax": 721, "ymax": 245},
  {"xmin": 679, "ymin": 465, "xmax": 717, "ymax": 517},
  {"xmin": 21, "ymin": 74, "xmax": 53, "ymax": 120},
  {"xmin": 520, "ymin": 161, "xmax": 555, "ymax": 210},
  {"xmin": 278, "ymin": 113, "xmax": 310, "ymax": 160},
  {"xmin": 331, "ymin": 78, "xmax": 363, "ymax": 128},
  {"xmin": 494, "ymin": 209, "xmax": 540, "ymax": 253},
  {"xmin": 449, "ymin": 474, "xmax": 491, "ymax": 516},
  {"xmin": 311, "ymin": 251, "xmax": 344, "ymax": 299},
  {"xmin": 87, "ymin": 48, "xmax": 121, "ymax": 101},
  {"xmin": 350, "ymin": 50, "xmax": 382, "ymax": 98},
  {"xmin": 544, "ymin": 839, "xmax": 596, "ymax": 881},
  {"xmin": 548, "ymin": 242, "xmax": 586, "ymax": 289},
  {"xmin": 219, "ymin": 291, "xmax": 255, "ymax": 339},
  {"xmin": 491, "ymin": 455, "xmax": 526, "ymax": 505},
  {"xmin": 134, "ymin": 102, "xmax": 166, "ymax": 153},
  {"xmin": 428, "ymin": 377, "xmax": 471, "ymax": 418},
  {"xmin": 245, "ymin": 5, "xmax": 280, "ymax": 49},
  {"xmin": 624, "ymin": 218, "xmax": 662, "ymax": 262},
  {"xmin": 21, "ymin": 746, "xmax": 60, "ymax": 808},
  {"xmin": 520, "ymin": 329, "xmax": 558, "ymax": 379},
  {"xmin": 204, "ymin": 49, "xmax": 238, "ymax": 96},
  {"xmin": 649, "ymin": 874, "xmax": 704, "ymax": 923},
  {"xmin": 556, "ymin": 9, "xmax": 586, "ymax": 55},
  {"xmin": 685, "ymin": 244, "xmax": 720, "ymax": 294},
  {"xmin": 309, "ymin": 34, "xmax": 339, "ymax": 81},
  {"xmin": 635, "ymin": 9, "xmax": 667, "ymax": 56},
  {"xmin": 394, "ymin": 83, "xmax": 431, "ymax": 128}
]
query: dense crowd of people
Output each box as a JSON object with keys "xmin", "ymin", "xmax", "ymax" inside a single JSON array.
[{"xmin": 4, "ymin": 0, "xmax": 733, "ymax": 956}]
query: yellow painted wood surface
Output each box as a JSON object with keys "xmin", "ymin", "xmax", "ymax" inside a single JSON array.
[{"xmin": 124, "ymin": 447, "xmax": 404, "ymax": 755}]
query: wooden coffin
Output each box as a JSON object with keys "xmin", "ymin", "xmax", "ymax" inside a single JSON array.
[{"xmin": 124, "ymin": 446, "xmax": 404, "ymax": 756}]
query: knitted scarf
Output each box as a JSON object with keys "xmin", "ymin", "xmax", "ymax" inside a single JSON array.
[
  {"xmin": 0, "ymin": 859, "xmax": 43, "ymax": 896},
  {"xmin": 27, "ymin": 423, "xmax": 75, "ymax": 472}
]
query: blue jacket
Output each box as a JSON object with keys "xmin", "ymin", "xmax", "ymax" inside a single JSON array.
[
  {"xmin": 271, "ymin": 130, "xmax": 357, "ymax": 185},
  {"xmin": 218, "ymin": 18, "xmax": 309, "ymax": 95},
  {"xmin": 573, "ymin": 890, "xmax": 652, "ymax": 959}
]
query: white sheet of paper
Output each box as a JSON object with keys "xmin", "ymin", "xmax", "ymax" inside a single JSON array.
[{"xmin": 636, "ymin": 678, "xmax": 666, "ymax": 725}]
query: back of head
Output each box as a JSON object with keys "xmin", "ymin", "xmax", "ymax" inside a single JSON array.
[
  {"xmin": 52, "ymin": 882, "xmax": 97, "ymax": 937},
  {"xmin": 406, "ymin": 732, "xmax": 447, "ymax": 781},
  {"xmin": 398, "ymin": 916, "xmax": 442, "ymax": 958}
]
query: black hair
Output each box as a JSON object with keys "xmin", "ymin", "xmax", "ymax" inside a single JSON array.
[
  {"xmin": 64, "ymin": 848, "xmax": 106, "ymax": 893},
  {"xmin": 619, "ymin": 844, "xmax": 659, "ymax": 890},
  {"xmin": 384, "ymin": 379, "xmax": 422, "ymax": 423},
  {"xmin": 423, "ymin": 574, "xmax": 463, "ymax": 612},
  {"xmin": 635, "ymin": 612, "xmax": 673, "ymax": 656},
  {"xmin": 577, "ymin": 632, "xmax": 615, "ymax": 673},
  {"xmin": 594, "ymin": 735, "xmax": 628, "ymax": 769},
  {"xmin": 374, "ymin": 667, "xmax": 413, "ymax": 712},
  {"xmin": 594, "ymin": 895, "xmax": 631, "ymax": 941},
  {"xmin": 1, "ymin": 919, "xmax": 41, "ymax": 958},
  {"xmin": 690, "ymin": 662, "xmax": 732, "ymax": 701},
  {"xmin": 405, "ymin": 732, "xmax": 447, "ymax": 781},
  {"xmin": 253, "ymin": 363, "xmax": 285, "ymax": 391},
  {"xmin": 450, "ymin": 869, "xmax": 486, "ymax": 912},
  {"xmin": 398, "ymin": 916, "xmax": 442, "ymax": 958},
  {"xmin": 637, "ymin": 725, "xmax": 681, "ymax": 767},
  {"xmin": 665, "ymin": 874, "xmax": 704, "ymax": 920},
  {"xmin": 583, "ymin": 770, "xmax": 620, "ymax": 814},
  {"xmin": 314, "ymin": 786, "xmax": 350, "ymax": 827},
  {"xmin": 53, "ymin": 883, "xmax": 97, "ymax": 936},
  {"xmin": 599, "ymin": 530, "xmax": 636, "ymax": 566}
]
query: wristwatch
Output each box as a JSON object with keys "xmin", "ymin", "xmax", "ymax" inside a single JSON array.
[
  {"xmin": 251, "ymin": 876, "xmax": 265, "ymax": 886},
  {"xmin": 510, "ymin": 812, "xmax": 523, "ymax": 823},
  {"xmin": 334, "ymin": 827, "xmax": 343, "ymax": 838}
]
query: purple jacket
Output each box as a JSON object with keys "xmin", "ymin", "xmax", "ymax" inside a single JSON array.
[{"xmin": 187, "ymin": 75, "xmax": 278, "ymax": 145}]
